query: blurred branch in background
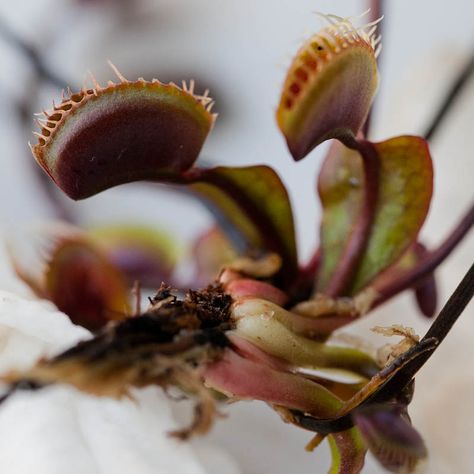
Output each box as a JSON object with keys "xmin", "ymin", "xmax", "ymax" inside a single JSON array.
[
  {"xmin": 0, "ymin": 17, "xmax": 68, "ymax": 88},
  {"xmin": 0, "ymin": 14, "xmax": 75, "ymax": 222},
  {"xmin": 423, "ymin": 51, "xmax": 474, "ymax": 141},
  {"xmin": 0, "ymin": 0, "xmax": 144, "ymax": 222}
]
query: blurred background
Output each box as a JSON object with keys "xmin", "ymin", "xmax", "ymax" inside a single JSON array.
[{"xmin": 0, "ymin": 0, "xmax": 473, "ymax": 473}]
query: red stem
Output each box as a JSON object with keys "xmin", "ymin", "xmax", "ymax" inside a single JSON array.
[
  {"xmin": 374, "ymin": 200, "xmax": 474, "ymax": 305},
  {"xmin": 362, "ymin": 0, "xmax": 384, "ymax": 138},
  {"xmin": 412, "ymin": 242, "xmax": 438, "ymax": 318},
  {"xmin": 324, "ymin": 138, "xmax": 380, "ymax": 297},
  {"xmin": 300, "ymin": 248, "xmax": 321, "ymax": 278}
]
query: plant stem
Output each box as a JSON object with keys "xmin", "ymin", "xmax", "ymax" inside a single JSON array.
[
  {"xmin": 412, "ymin": 242, "xmax": 438, "ymax": 318},
  {"xmin": 325, "ymin": 137, "xmax": 379, "ymax": 297},
  {"xmin": 424, "ymin": 51, "xmax": 474, "ymax": 141},
  {"xmin": 362, "ymin": 0, "xmax": 384, "ymax": 138},
  {"xmin": 374, "ymin": 200, "xmax": 474, "ymax": 305},
  {"xmin": 290, "ymin": 261, "xmax": 474, "ymax": 434},
  {"xmin": 369, "ymin": 0, "xmax": 383, "ymax": 24}
]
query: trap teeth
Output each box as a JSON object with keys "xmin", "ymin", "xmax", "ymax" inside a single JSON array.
[
  {"xmin": 31, "ymin": 68, "xmax": 216, "ymax": 200},
  {"xmin": 277, "ymin": 13, "xmax": 381, "ymax": 160}
]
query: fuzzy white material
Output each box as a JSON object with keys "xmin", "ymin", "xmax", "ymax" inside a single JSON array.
[{"xmin": 0, "ymin": 288, "xmax": 239, "ymax": 474}]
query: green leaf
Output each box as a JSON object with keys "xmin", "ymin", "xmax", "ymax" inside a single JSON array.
[
  {"xmin": 233, "ymin": 298, "xmax": 379, "ymax": 378},
  {"xmin": 317, "ymin": 142, "xmax": 363, "ymax": 291},
  {"xmin": 317, "ymin": 136, "xmax": 433, "ymax": 294}
]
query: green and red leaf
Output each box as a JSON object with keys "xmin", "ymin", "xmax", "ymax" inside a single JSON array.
[
  {"xmin": 328, "ymin": 427, "xmax": 366, "ymax": 474},
  {"xmin": 32, "ymin": 76, "xmax": 215, "ymax": 200},
  {"xmin": 317, "ymin": 136, "xmax": 433, "ymax": 295},
  {"xmin": 204, "ymin": 348, "xmax": 343, "ymax": 418},
  {"xmin": 185, "ymin": 166, "xmax": 298, "ymax": 283}
]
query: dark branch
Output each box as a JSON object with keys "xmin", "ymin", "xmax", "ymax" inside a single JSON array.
[
  {"xmin": 370, "ymin": 261, "xmax": 474, "ymax": 403},
  {"xmin": 290, "ymin": 261, "xmax": 474, "ymax": 434},
  {"xmin": 369, "ymin": 0, "xmax": 383, "ymax": 24},
  {"xmin": 424, "ymin": 51, "xmax": 474, "ymax": 141}
]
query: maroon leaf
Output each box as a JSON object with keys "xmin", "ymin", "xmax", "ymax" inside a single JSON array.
[
  {"xmin": 373, "ymin": 242, "xmax": 438, "ymax": 318},
  {"xmin": 32, "ymin": 74, "xmax": 215, "ymax": 200},
  {"xmin": 44, "ymin": 238, "xmax": 131, "ymax": 330},
  {"xmin": 353, "ymin": 404, "xmax": 427, "ymax": 473}
]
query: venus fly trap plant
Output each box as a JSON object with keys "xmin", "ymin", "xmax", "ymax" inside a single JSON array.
[{"xmin": 1, "ymin": 10, "xmax": 474, "ymax": 474}]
